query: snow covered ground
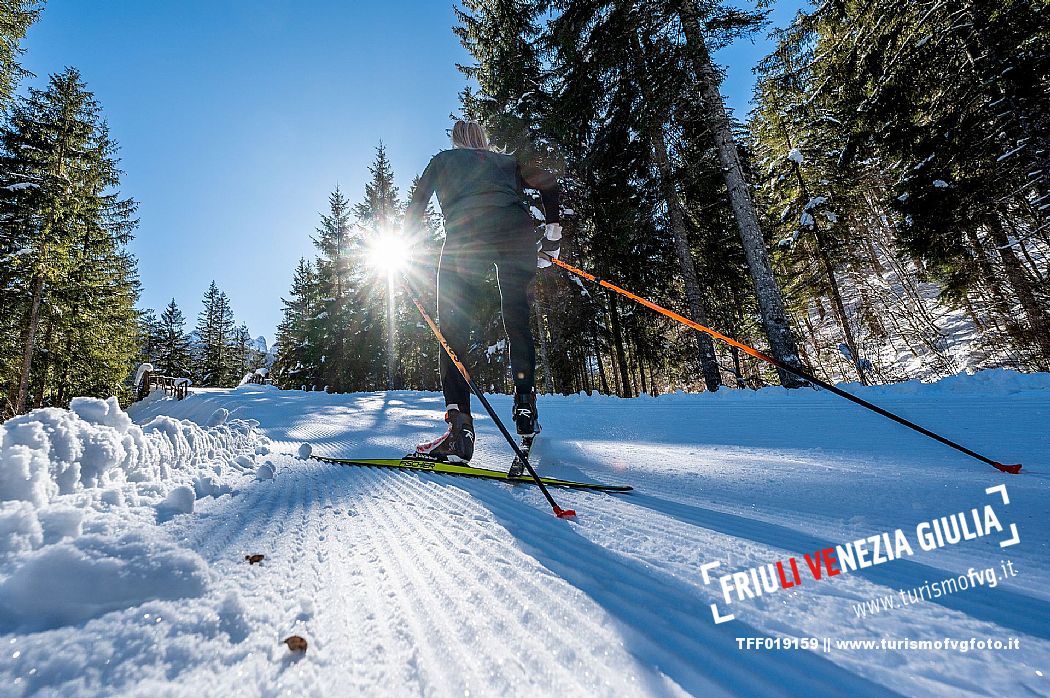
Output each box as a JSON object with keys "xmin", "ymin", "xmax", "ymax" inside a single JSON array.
[{"xmin": 1, "ymin": 370, "xmax": 1047, "ymax": 696}]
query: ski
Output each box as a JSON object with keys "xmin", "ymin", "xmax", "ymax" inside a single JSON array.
[{"xmin": 312, "ymin": 454, "xmax": 632, "ymax": 492}]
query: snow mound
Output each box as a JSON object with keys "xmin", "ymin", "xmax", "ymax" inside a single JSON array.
[
  {"xmin": 69, "ymin": 396, "xmax": 133, "ymax": 432},
  {"xmin": 0, "ymin": 531, "xmax": 209, "ymax": 632},
  {"xmin": 0, "ymin": 397, "xmax": 260, "ymax": 507},
  {"xmin": 155, "ymin": 485, "xmax": 195, "ymax": 521},
  {"xmin": 297, "ymin": 443, "xmax": 312, "ymax": 460},
  {"xmin": 0, "ymin": 501, "xmax": 43, "ymax": 556}
]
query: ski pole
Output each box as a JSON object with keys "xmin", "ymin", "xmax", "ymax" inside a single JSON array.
[
  {"xmin": 402, "ymin": 280, "xmax": 577, "ymax": 518},
  {"xmin": 541, "ymin": 252, "xmax": 1022, "ymax": 475}
]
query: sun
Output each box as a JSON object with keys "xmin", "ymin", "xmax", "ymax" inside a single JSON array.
[{"xmin": 366, "ymin": 230, "xmax": 411, "ymax": 274}]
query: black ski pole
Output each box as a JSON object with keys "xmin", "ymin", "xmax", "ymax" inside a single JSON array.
[
  {"xmin": 542, "ymin": 252, "xmax": 1022, "ymax": 475},
  {"xmin": 403, "ymin": 282, "xmax": 576, "ymax": 519}
]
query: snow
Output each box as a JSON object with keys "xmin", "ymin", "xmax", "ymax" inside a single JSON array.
[
  {"xmin": 997, "ymin": 145, "xmax": 1026, "ymax": 162},
  {"xmin": 132, "ymin": 363, "xmax": 153, "ymax": 388},
  {"xmin": 155, "ymin": 485, "xmax": 196, "ymax": 519},
  {"xmin": 206, "ymin": 408, "xmax": 229, "ymax": 427},
  {"xmin": 0, "ymin": 392, "xmax": 275, "ymax": 682},
  {"xmin": 0, "ymin": 532, "xmax": 209, "ymax": 632},
  {"xmin": 0, "ymin": 375, "xmax": 1047, "ymax": 695},
  {"xmin": 486, "ymin": 338, "xmax": 507, "ymax": 356}
]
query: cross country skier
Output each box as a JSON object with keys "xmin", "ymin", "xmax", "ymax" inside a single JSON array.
[{"xmin": 404, "ymin": 120, "xmax": 561, "ymax": 463}]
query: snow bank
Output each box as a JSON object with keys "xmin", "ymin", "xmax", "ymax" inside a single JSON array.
[
  {"xmin": 0, "ymin": 396, "xmax": 276, "ymax": 632},
  {"xmin": 0, "ymin": 531, "xmax": 209, "ymax": 632},
  {"xmin": 0, "ymin": 397, "xmax": 264, "ymax": 507}
]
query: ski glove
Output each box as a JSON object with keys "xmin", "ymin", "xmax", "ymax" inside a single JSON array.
[{"xmin": 537, "ymin": 222, "xmax": 563, "ymax": 269}]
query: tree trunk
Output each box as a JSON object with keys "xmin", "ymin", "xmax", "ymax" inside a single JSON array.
[
  {"xmin": 987, "ymin": 219, "xmax": 1050, "ymax": 369},
  {"xmin": 1013, "ymin": 233, "xmax": 1044, "ymax": 283},
  {"xmin": 730, "ymin": 345, "xmax": 744, "ymax": 387},
  {"xmin": 607, "ymin": 292, "xmax": 633, "ymax": 397},
  {"xmin": 963, "ymin": 295, "xmax": 985, "ymax": 332},
  {"xmin": 965, "ymin": 228, "xmax": 1015, "ymax": 337},
  {"xmin": 676, "ymin": 0, "xmax": 805, "ymax": 387},
  {"xmin": 810, "ymin": 226, "xmax": 869, "ymax": 384},
  {"xmin": 14, "ymin": 274, "xmax": 45, "ymax": 414},
  {"xmin": 631, "ymin": 30, "xmax": 721, "ymax": 391},
  {"xmin": 34, "ymin": 314, "xmax": 56, "ymax": 408},
  {"xmin": 592, "ymin": 322, "xmax": 611, "ymax": 395},
  {"xmin": 649, "ymin": 122, "xmax": 723, "ymax": 391},
  {"xmin": 533, "ymin": 298, "xmax": 555, "ymax": 394},
  {"xmin": 634, "ymin": 327, "xmax": 649, "ymax": 395},
  {"xmin": 56, "ymin": 326, "xmax": 75, "ymax": 406}
]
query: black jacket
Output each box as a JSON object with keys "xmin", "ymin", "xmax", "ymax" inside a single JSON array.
[{"xmin": 405, "ymin": 148, "xmax": 559, "ymax": 233}]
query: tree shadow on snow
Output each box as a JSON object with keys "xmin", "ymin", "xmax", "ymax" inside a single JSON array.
[
  {"xmin": 622, "ymin": 491, "xmax": 1050, "ymax": 642},
  {"xmin": 459, "ymin": 481, "xmax": 902, "ymax": 697}
]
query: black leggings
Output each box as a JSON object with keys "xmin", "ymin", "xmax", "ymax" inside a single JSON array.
[{"xmin": 437, "ymin": 218, "xmax": 537, "ymax": 414}]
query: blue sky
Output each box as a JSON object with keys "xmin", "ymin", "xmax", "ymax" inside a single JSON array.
[{"xmin": 19, "ymin": 1, "xmax": 804, "ymax": 343}]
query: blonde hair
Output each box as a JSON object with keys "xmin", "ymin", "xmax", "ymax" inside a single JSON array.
[{"xmin": 451, "ymin": 120, "xmax": 498, "ymax": 151}]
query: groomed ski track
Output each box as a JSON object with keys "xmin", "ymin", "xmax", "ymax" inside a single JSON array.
[{"xmin": 47, "ymin": 379, "xmax": 1050, "ymax": 696}]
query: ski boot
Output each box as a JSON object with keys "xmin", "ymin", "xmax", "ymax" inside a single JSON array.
[
  {"xmin": 513, "ymin": 390, "xmax": 540, "ymax": 436},
  {"xmin": 508, "ymin": 391, "xmax": 540, "ymax": 478},
  {"xmin": 415, "ymin": 409, "xmax": 475, "ymax": 463}
]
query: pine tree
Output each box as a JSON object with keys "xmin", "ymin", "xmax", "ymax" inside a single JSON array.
[
  {"xmin": 0, "ymin": 1, "xmax": 43, "ymax": 104},
  {"xmin": 0, "ymin": 68, "xmax": 140, "ymax": 413},
  {"xmin": 194, "ymin": 281, "xmax": 236, "ymax": 387},
  {"xmin": 273, "ymin": 258, "xmax": 322, "ymax": 389},
  {"xmin": 453, "ymin": 0, "xmax": 548, "ymax": 156},
  {"xmin": 228, "ymin": 324, "xmax": 255, "ymax": 384},
  {"xmin": 350, "ymin": 145, "xmax": 402, "ymax": 390},
  {"xmin": 671, "ymin": 0, "xmax": 806, "ymax": 386},
  {"xmin": 155, "ymin": 299, "xmax": 192, "ymax": 377},
  {"xmin": 750, "ymin": 37, "xmax": 872, "ymax": 384},
  {"xmin": 137, "ymin": 308, "xmax": 163, "ymax": 365},
  {"xmin": 749, "ymin": 0, "xmax": 1050, "ymax": 375},
  {"xmin": 354, "ymin": 143, "xmax": 400, "ymax": 229},
  {"xmin": 311, "ymin": 186, "xmax": 356, "ymax": 390}
]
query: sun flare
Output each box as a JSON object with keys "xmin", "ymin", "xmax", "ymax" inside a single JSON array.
[{"xmin": 366, "ymin": 230, "xmax": 411, "ymax": 274}]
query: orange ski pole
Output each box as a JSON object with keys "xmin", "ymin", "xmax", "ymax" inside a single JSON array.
[
  {"xmin": 541, "ymin": 252, "xmax": 1021, "ymax": 475},
  {"xmin": 404, "ymin": 280, "xmax": 577, "ymax": 518}
]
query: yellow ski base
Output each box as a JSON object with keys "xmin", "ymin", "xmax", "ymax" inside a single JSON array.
[{"xmin": 312, "ymin": 455, "xmax": 632, "ymax": 492}]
